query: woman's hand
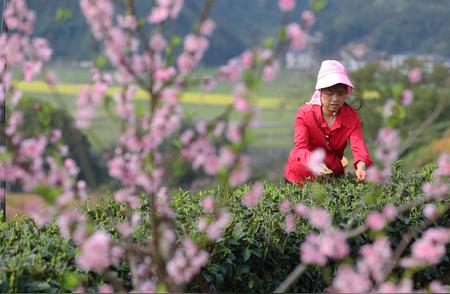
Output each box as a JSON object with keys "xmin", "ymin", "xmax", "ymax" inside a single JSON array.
[
  {"xmin": 318, "ymin": 164, "xmax": 333, "ymax": 176},
  {"xmin": 356, "ymin": 162, "xmax": 367, "ymax": 182}
]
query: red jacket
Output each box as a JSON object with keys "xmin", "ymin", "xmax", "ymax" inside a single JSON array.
[{"xmin": 284, "ymin": 103, "xmax": 373, "ymax": 184}]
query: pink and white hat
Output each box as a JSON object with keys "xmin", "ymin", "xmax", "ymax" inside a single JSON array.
[{"xmin": 315, "ymin": 60, "xmax": 354, "ymax": 90}]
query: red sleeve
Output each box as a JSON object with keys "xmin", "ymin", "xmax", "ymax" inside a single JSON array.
[
  {"xmin": 349, "ymin": 117, "xmax": 373, "ymax": 169},
  {"xmin": 291, "ymin": 110, "xmax": 312, "ymax": 165}
]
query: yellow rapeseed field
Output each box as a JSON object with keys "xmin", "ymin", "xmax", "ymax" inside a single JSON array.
[{"xmin": 15, "ymin": 81, "xmax": 288, "ymax": 109}]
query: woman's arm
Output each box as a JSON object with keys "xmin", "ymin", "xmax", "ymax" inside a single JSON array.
[
  {"xmin": 292, "ymin": 114, "xmax": 312, "ymax": 164},
  {"xmin": 349, "ymin": 119, "xmax": 373, "ymax": 181}
]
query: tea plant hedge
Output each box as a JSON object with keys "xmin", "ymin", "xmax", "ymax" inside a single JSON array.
[{"xmin": 1, "ymin": 164, "xmax": 449, "ymax": 292}]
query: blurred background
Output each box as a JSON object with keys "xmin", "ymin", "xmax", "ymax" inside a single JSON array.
[{"xmin": 4, "ymin": 0, "xmax": 450, "ymax": 198}]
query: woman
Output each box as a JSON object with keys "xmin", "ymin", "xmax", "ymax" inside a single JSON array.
[{"xmin": 284, "ymin": 60, "xmax": 372, "ymax": 184}]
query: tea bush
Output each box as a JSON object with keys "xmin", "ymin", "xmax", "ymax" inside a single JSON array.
[{"xmin": 1, "ymin": 164, "xmax": 449, "ymax": 292}]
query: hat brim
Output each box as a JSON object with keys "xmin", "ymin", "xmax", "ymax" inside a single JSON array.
[{"xmin": 315, "ymin": 72, "xmax": 354, "ymax": 90}]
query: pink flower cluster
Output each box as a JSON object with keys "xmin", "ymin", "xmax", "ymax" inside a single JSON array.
[
  {"xmin": 242, "ymin": 182, "xmax": 264, "ymax": 207},
  {"xmin": 148, "ymin": 0, "xmax": 184, "ymax": 24},
  {"xmin": 408, "ymin": 67, "xmax": 422, "ymax": 84},
  {"xmin": 166, "ymin": 238, "xmax": 208, "ymax": 285},
  {"xmin": 307, "ymin": 148, "xmax": 325, "ymax": 176},
  {"xmin": 4, "ymin": 0, "xmax": 35, "ymax": 35},
  {"xmin": 422, "ymin": 153, "xmax": 450, "ymax": 199},
  {"xmin": 300, "ymin": 229, "xmax": 349, "ymax": 265},
  {"xmin": 77, "ymin": 231, "xmax": 112, "ymax": 272},
  {"xmin": 331, "ymin": 238, "xmax": 393, "ymax": 292},
  {"xmin": 400, "ymin": 227, "xmax": 450, "ymax": 268},
  {"xmin": 367, "ymin": 128, "xmax": 400, "ymax": 184},
  {"xmin": 197, "ymin": 211, "xmax": 231, "ymax": 240},
  {"xmin": 280, "ymin": 202, "xmax": 350, "ymax": 264},
  {"xmin": 80, "ymin": 0, "xmax": 114, "ymax": 40},
  {"xmin": 287, "ymin": 23, "xmax": 305, "ymax": 51},
  {"xmin": 278, "ymin": 0, "xmax": 295, "ymax": 12},
  {"xmin": 75, "ymin": 82, "xmax": 109, "ymax": 128}
]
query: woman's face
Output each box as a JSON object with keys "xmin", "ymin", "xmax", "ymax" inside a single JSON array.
[{"xmin": 320, "ymin": 83, "xmax": 349, "ymax": 114}]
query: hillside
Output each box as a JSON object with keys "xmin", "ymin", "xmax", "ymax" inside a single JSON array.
[{"xmin": 3, "ymin": 0, "xmax": 450, "ymax": 64}]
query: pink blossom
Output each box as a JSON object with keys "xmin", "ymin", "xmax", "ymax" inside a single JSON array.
[
  {"xmin": 204, "ymin": 156, "xmax": 221, "ymax": 175},
  {"xmin": 77, "ymin": 231, "xmax": 111, "ymax": 272},
  {"xmin": 378, "ymin": 128, "xmax": 400, "ymax": 148},
  {"xmin": 148, "ymin": 5, "xmax": 169, "ymax": 23},
  {"xmin": 422, "ymin": 182, "xmax": 449, "ymax": 199},
  {"xmin": 195, "ymin": 120, "xmax": 208, "ymax": 136},
  {"xmin": 383, "ymin": 98, "xmax": 395, "ymax": 118},
  {"xmin": 197, "ymin": 217, "xmax": 208, "ymax": 232},
  {"xmin": 150, "ymin": 33, "xmax": 167, "ymax": 52},
  {"xmin": 301, "ymin": 10, "xmax": 316, "ymax": 28},
  {"xmin": 294, "ymin": 203, "xmax": 309, "ymax": 216},
  {"xmin": 240, "ymin": 50, "xmax": 253, "ymax": 68},
  {"xmin": 202, "ymin": 76, "xmax": 216, "ymax": 92},
  {"xmin": 18, "ymin": 135, "xmax": 47, "ymax": 159},
  {"xmin": 284, "ymin": 213, "xmax": 296, "ymax": 232},
  {"xmin": 300, "ymin": 234, "xmax": 327, "ymax": 265},
  {"xmin": 331, "ymin": 265, "xmax": 372, "ymax": 293},
  {"xmin": 23, "ymin": 61, "xmax": 42, "ymax": 82},
  {"xmin": 177, "ymin": 53, "xmax": 195, "ymax": 74},
  {"xmin": 6, "ymin": 111, "xmax": 22, "ymax": 136},
  {"xmin": 80, "ymin": 0, "xmax": 114, "ymax": 40},
  {"xmin": 262, "ymin": 61, "xmax": 279, "ymax": 82},
  {"xmin": 358, "ymin": 238, "xmax": 392, "ymax": 282},
  {"xmin": 139, "ymin": 281, "xmax": 156, "ymax": 293},
  {"xmin": 229, "ymin": 165, "xmax": 250, "ymax": 187},
  {"xmin": 307, "ymin": 148, "xmax": 326, "ymax": 176},
  {"xmin": 154, "ymin": 67, "xmax": 176, "ymax": 81},
  {"xmin": 180, "ymin": 129, "xmax": 194, "ymax": 145},
  {"xmin": 110, "ymin": 245, "xmax": 124, "ymax": 264},
  {"xmin": 279, "ymin": 199, "xmax": 292, "ymax": 213},
  {"xmin": 117, "ymin": 15, "xmax": 137, "ymax": 30},
  {"xmin": 25, "ymin": 203, "xmax": 52, "ymax": 227},
  {"xmin": 423, "ymin": 204, "xmax": 438, "ymax": 220},
  {"xmin": 382, "ymin": 204, "xmax": 398, "ymax": 221},
  {"xmin": 377, "ymin": 279, "xmax": 413, "ymax": 293},
  {"xmin": 287, "ymin": 23, "xmax": 305, "ymax": 50},
  {"xmin": 366, "ymin": 212, "xmax": 386, "ymax": 231},
  {"xmin": 219, "ymin": 58, "xmax": 242, "ymax": 82},
  {"xmin": 429, "ymin": 281, "xmax": 447, "ymax": 293},
  {"xmin": 408, "ymin": 67, "xmax": 422, "ymax": 83},
  {"xmin": 99, "ymin": 284, "xmax": 114, "ymax": 293},
  {"xmin": 64, "ymin": 158, "xmax": 79, "ymax": 177},
  {"xmin": 234, "ymin": 96, "xmax": 251, "ymax": 113},
  {"xmin": 202, "ymin": 195, "xmax": 214, "ymax": 213},
  {"xmin": 401, "ymin": 89, "xmax": 414, "ymax": 106},
  {"xmin": 200, "ymin": 19, "xmax": 215, "ymax": 36},
  {"xmin": 278, "ymin": 0, "xmax": 295, "ymax": 12},
  {"xmin": 226, "ymin": 123, "xmax": 242, "ymax": 143},
  {"xmin": 436, "ymin": 153, "xmax": 450, "ymax": 177},
  {"xmin": 51, "ymin": 129, "xmax": 62, "ymax": 142},
  {"xmin": 242, "ymin": 181, "xmax": 264, "ymax": 207},
  {"xmin": 169, "ymin": 0, "xmax": 184, "ymax": 19},
  {"xmin": 401, "ymin": 228, "xmax": 450, "ymax": 267},
  {"xmin": 219, "ymin": 146, "xmax": 235, "ymax": 167},
  {"xmin": 206, "ymin": 211, "xmax": 230, "ymax": 240},
  {"xmin": 308, "ymin": 207, "xmax": 331, "ymax": 230}
]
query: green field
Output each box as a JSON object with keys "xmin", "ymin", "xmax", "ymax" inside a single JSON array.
[{"xmin": 17, "ymin": 64, "xmax": 316, "ymax": 151}]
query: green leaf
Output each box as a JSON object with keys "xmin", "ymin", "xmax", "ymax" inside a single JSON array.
[
  {"xmin": 34, "ymin": 185, "xmax": 62, "ymax": 204},
  {"xmin": 56, "ymin": 8, "xmax": 71, "ymax": 23},
  {"xmin": 391, "ymin": 82, "xmax": 404, "ymax": 98},
  {"xmin": 262, "ymin": 37, "xmax": 274, "ymax": 49},
  {"xmin": 243, "ymin": 248, "xmax": 251, "ymax": 261},
  {"xmin": 94, "ymin": 55, "xmax": 108, "ymax": 69},
  {"xmin": 61, "ymin": 271, "xmax": 79, "ymax": 290},
  {"xmin": 310, "ymin": 0, "xmax": 327, "ymax": 12}
]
